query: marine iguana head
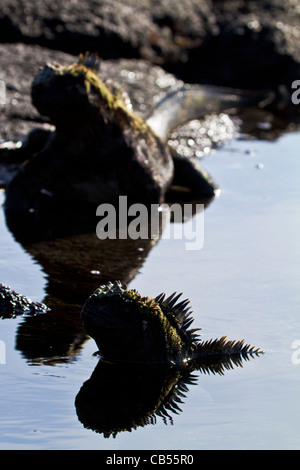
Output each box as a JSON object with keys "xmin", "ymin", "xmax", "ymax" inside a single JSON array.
[
  {"xmin": 31, "ymin": 53, "xmax": 146, "ymax": 134},
  {"xmin": 81, "ymin": 281, "xmax": 262, "ymax": 366},
  {"xmin": 81, "ymin": 281, "xmax": 199, "ymax": 365}
]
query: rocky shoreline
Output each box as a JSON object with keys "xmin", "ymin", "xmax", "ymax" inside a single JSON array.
[{"xmin": 1, "ymin": 0, "xmax": 300, "ymax": 140}]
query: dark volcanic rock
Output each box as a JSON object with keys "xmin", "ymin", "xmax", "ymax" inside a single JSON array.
[
  {"xmin": 0, "ymin": 44, "xmax": 74, "ymax": 139},
  {"xmin": 199, "ymin": 0, "xmax": 300, "ymax": 89},
  {"xmin": 1, "ymin": 0, "xmax": 300, "ymax": 90},
  {"xmin": 0, "ymin": 0, "xmax": 214, "ymax": 60}
]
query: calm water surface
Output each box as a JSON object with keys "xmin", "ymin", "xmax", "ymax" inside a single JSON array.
[{"xmin": 0, "ymin": 130, "xmax": 299, "ymax": 450}]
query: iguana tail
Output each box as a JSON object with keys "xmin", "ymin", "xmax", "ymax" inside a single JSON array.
[
  {"xmin": 192, "ymin": 335, "xmax": 263, "ymax": 374},
  {"xmin": 146, "ymin": 84, "xmax": 273, "ymax": 141}
]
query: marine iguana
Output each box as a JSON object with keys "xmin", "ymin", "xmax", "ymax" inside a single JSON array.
[
  {"xmin": 81, "ymin": 281, "xmax": 262, "ymax": 366},
  {"xmin": 3, "ymin": 53, "xmax": 265, "ymax": 215}
]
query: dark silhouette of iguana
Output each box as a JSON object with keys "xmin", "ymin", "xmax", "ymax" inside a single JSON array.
[{"xmin": 82, "ymin": 280, "xmax": 262, "ymax": 366}]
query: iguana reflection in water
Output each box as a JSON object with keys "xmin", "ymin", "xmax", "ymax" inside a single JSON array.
[{"xmin": 75, "ymin": 356, "xmax": 253, "ymax": 439}]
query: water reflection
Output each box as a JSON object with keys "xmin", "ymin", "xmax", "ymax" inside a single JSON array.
[
  {"xmin": 2, "ymin": 190, "xmax": 262, "ymax": 439},
  {"xmin": 75, "ymin": 352, "xmax": 259, "ymax": 438}
]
